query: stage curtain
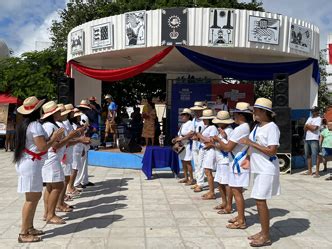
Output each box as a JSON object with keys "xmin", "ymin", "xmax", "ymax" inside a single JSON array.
[
  {"xmin": 177, "ymin": 46, "xmax": 320, "ymax": 84},
  {"xmin": 65, "ymin": 46, "xmax": 173, "ymax": 81}
]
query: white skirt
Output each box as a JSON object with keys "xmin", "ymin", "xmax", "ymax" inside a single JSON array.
[
  {"xmin": 72, "ymin": 153, "xmax": 82, "ymax": 170},
  {"xmin": 200, "ymin": 148, "xmax": 216, "ymax": 170},
  {"xmin": 62, "ymin": 162, "xmax": 72, "ymax": 176},
  {"xmin": 16, "ymin": 158, "xmax": 43, "ymax": 193},
  {"xmin": 251, "ymin": 173, "xmax": 281, "ymax": 200},
  {"xmin": 42, "ymin": 160, "xmax": 65, "ymax": 183},
  {"xmin": 228, "ymin": 171, "xmax": 250, "ymax": 188},
  {"xmin": 179, "ymin": 142, "xmax": 193, "ymax": 161},
  {"xmin": 214, "ymin": 163, "xmax": 229, "ymax": 185}
]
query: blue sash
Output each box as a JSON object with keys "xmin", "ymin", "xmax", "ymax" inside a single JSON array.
[
  {"xmin": 230, "ymin": 150, "xmax": 248, "ymax": 174},
  {"xmin": 220, "ymin": 150, "xmax": 228, "ymax": 157},
  {"xmin": 252, "ymin": 125, "xmax": 277, "ymax": 162}
]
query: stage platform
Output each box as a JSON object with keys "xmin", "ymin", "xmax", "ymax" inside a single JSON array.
[{"xmin": 88, "ymin": 147, "xmax": 306, "ymax": 170}]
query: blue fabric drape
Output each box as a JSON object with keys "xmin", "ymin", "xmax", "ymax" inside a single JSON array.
[{"xmin": 176, "ymin": 46, "xmax": 320, "ymax": 84}]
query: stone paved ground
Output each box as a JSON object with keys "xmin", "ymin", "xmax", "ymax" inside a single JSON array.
[{"xmin": 0, "ymin": 151, "xmax": 332, "ymax": 249}]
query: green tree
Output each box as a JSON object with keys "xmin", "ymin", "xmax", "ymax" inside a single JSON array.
[
  {"xmin": 0, "ymin": 48, "xmax": 66, "ymax": 99},
  {"xmin": 318, "ymin": 50, "xmax": 331, "ymax": 111}
]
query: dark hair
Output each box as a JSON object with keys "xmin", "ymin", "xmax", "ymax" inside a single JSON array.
[
  {"xmin": 14, "ymin": 110, "xmax": 41, "ymax": 163},
  {"xmin": 40, "ymin": 115, "xmax": 59, "ymax": 127},
  {"xmin": 239, "ymin": 112, "xmax": 254, "ymax": 129},
  {"xmin": 69, "ymin": 116, "xmax": 80, "ymax": 125}
]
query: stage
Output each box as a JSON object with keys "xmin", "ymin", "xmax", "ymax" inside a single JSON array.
[{"xmin": 87, "ymin": 147, "xmax": 306, "ymax": 171}]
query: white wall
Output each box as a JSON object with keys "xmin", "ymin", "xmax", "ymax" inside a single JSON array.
[{"xmin": 72, "ymin": 69, "xmax": 102, "ymax": 105}]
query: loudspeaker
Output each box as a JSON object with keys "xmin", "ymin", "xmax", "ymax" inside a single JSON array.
[
  {"xmin": 274, "ymin": 107, "xmax": 292, "ymax": 153},
  {"xmin": 58, "ymin": 77, "xmax": 75, "ymax": 104},
  {"xmin": 273, "ymin": 73, "xmax": 289, "ymax": 107},
  {"xmin": 119, "ymin": 138, "xmax": 142, "ymax": 153}
]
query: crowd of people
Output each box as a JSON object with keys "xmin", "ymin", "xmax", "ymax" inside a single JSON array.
[
  {"xmin": 173, "ymin": 98, "xmax": 280, "ymax": 247},
  {"xmin": 14, "ymin": 96, "xmax": 98, "ymax": 243}
]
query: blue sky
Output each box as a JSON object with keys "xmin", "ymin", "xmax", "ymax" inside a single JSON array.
[{"xmin": 0, "ymin": 0, "xmax": 332, "ymax": 55}]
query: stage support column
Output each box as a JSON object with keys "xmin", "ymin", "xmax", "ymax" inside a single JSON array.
[
  {"xmin": 72, "ymin": 69, "xmax": 102, "ymax": 105},
  {"xmin": 289, "ymin": 64, "xmax": 318, "ymax": 109}
]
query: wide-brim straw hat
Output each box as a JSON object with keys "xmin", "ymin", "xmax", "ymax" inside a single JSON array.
[
  {"xmin": 73, "ymin": 108, "xmax": 83, "ymax": 118},
  {"xmin": 89, "ymin": 96, "xmax": 97, "ymax": 101},
  {"xmin": 41, "ymin": 101, "xmax": 62, "ymax": 119},
  {"xmin": 212, "ymin": 111, "xmax": 235, "ymax": 124},
  {"xmin": 180, "ymin": 108, "xmax": 192, "ymax": 116},
  {"xmin": 17, "ymin": 96, "xmax": 45, "ymax": 115},
  {"xmin": 231, "ymin": 102, "xmax": 252, "ymax": 114},
  {"xmin": 190, "ymin": 101, "xmax": 207, "ymax": 111},
  {"xmin": 200, "ymin": 109, "xmax": 215, "ymax": 120},
  {"xmin": 61, "ymin": 103, "xmax": 74, "ymax": 116},
  {"xmin": 104, "ymin": 94, "xmax": 112, "ymax": 100},
  {"xmin": 253, "ymin": 98, "xmax": 276, "ymax": 115},
  {"xmin": 79, "ymin": 99, "xmax": 91, "ymax": 109}
]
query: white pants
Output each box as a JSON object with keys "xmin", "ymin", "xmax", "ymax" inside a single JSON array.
[
  {"xmin": 74, "ymin": 146, "xmax": 89, "ymax": 186},
  {"xmin": 193, "ymin": 149, "xmax": 205, "ymax": 186}
]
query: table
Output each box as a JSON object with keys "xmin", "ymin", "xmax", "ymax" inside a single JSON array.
[{"xmin": 142, "ymin": 146, "xmax": 180, "ymax": 180}]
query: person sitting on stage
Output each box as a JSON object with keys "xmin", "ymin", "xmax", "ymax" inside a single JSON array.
[
  {"xmin": 215, "ymin": 102, "xmax": 252, "ymax": 230},
  {"xmin": 173, "ymin": 108, "xmax": 195, "ymax": 185},
  {"xmin": 195, "ymin": 109, "xmax": 218, "ymax": 200},
  {"xmin": 240, "ymin": 98, "xmax": 280, "ymax": 247},
  {"xmin": 210, "ymin": 111, "xmax": 234, "ymax": 214}
]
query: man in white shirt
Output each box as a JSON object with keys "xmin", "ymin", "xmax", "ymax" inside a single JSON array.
[{"xmin": 304, "ymin": 106, "xmax": 322, "ymax": 176}]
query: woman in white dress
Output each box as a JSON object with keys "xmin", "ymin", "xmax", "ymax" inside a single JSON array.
[
  {"xmin": 14, "ymin": 97, "xmax": 64, "ymax": 243},
  {"xmin": 209, "ymin": 111, "xmax": 234, "ymax": 214},
  {"xmin": 240, "ymin": 98, "xmax": 280, "ymax": 247},
  {"xmin": 40, "ymin": 101, "xmax": 80, "ymax": 224},
  {"xmin": 196, "ymin": 109, "xmax": 218, "ymax": 199},
  {"xmin": 67, "ymin": 108, "xmax": 90, "ymax": 195},
  {"xmin": 173, "ymin": 108, "xmax": 194, "ymax": 185},
  {"xmin": 215, "ymin": 102, "xmax": 253, "ymax": 229}
]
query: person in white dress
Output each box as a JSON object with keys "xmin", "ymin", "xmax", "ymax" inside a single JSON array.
[
  {"xmin": 40, "ymin": 101, "xmax": 80, "ymax": 224},
  {"xmin": 239, "ymin": 98, "xmax": 280, "ymax": 247},
  {"xmin": 195, "ymin": 109, "xmax": 218, "ymax": 199},
  {"xmin": 67, "ymin": 108, "xmax": 90, "ymax": 195},
  {"xmin": 14, "ymin": 97, "xmax": 64, "ymax": 243},
  {"xmin": 74, "ymin": 99, "xmax": 93, "ymax": 188},
  {"xmin": 215, "ymin": 102, "xmax": 253, "ymax": 230},
  {"xmin": 190, "ymin": 101, "xmax": 207, "ymax": 192},
  {"xmin": 173, "ymin": 108, "xmax": 194, "ymax": 185},
  {"xmin": 209, "ymin": 111, "xmax": 234, "ymax": 214}
]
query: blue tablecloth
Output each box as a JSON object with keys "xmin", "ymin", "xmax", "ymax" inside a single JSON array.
[{"xmin": 142, "ymin": 146, "xmax": 180, "ymax": 180}]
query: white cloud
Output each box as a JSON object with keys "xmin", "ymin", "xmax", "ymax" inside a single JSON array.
[{"xmin": 0, "ymin": 0, "xmax": 66, "ymax": 55}]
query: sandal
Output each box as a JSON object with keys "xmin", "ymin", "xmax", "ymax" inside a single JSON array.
[
  {"xmin": 185, "ymin": 180, "xmax": 195, "ymax": 186},
  {"xmin": 191, "ymin": 184, "xmax": 198, "ymax": 189},
  {"xmin": 226, "ymin": 221, "xmax": 247, "ymax": 229},
  {"xmin": 56, "ymin": 206, "xmax": 73, "ymax": 213},
  {"xmin": 214, "ymin": 204, "xmax": 226, "ymax": 210},
  {"xmin": 46, "ymin": 217, "xmax": 66, "ymax": 225},
  {"xmin": 178, "ymin": 178, "xmax": 188, "ymax": 183},
  {"xmin": 217, "ymin": 209, "xmax": 231, "ymax": 215},
  {"xmin": 301, "ymin": 171, "xmax": 311, "ymax": 175},
  {"xmin": 248, "ymin": 232, "xmax": 262, "ymax": 240},
  {"xmin": 18, "ymin": 234, "xmax": 42, "ymax": 243},
  {"xmin": 64, "ymin": 195, "xmax": 74, "ymax": 202},
  {"xmin": 249, "ymin": 238, "xmax": 272, "ymax": 247},
  {"xmin": 194, "ymin": 186, "xmax": 203, "ymax": 192},
  {"xmin": 27, "ymin": 227, "xmax": 45, "ymax": 236},
  {"xmin": 228, "ymin": 217, "xmax": 238, "ymax": 223},
  {"xmin": 202, "ymin": 194, "xmax": 216, "ymax": 200},
  {"xmin": 325, "ymin": 176, "xmax": 332, "ymax": 181}
]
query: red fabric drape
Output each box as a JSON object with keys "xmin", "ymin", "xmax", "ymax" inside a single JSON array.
[
  {"xmin": 329, "ymin": 44, "xmax": 332, "ymax": 64},
  {"xmin": 0, "ymin": 93, "xmax": 19, "ymax": 104},
  {"xmin": 66, "ymin": 46, "xmax": 173, "ymax": 81}
]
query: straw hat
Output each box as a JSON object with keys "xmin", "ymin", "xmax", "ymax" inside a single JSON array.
[
  {"xmin": 180, "ymin": 108, "xmax": 192, "ymax": 116},
  {"xmin": 231, "ymin": 102, "xmax": 252, "ymax": 114},
  {"xmin": 78, "ymin": 99, "xmax": 91, "ymax": 109},
  {"xmin": 73, "ymin": 108, "xmax": 83, "ymax": 118},
  {"xmin": 61, "ymin": 104, "xmax": 74, "ymax": 116},
  {"xmin": 190, "ymin": 101, "xmax": 207, "ymax": 111},
  {"xmin": 89, "ymin": 96, "xmax": 97, "ymax": 101},
  {"xmin": 212, "ymin": 111, "xmax": 234, "ymax": 124},
  {"xmin": 200, "ymin": 109, "xmax": 215, "ymax": 120},
  {"xmin": 253, "ymin": 98, "xmax": 275, "ymax": 115},
  {"xmin": 41, "ymin": 101, "xmax": 62, "ymax": 119},
  {"xmin": 104, "ymin": 94, "xmax": 112, "ymax": 100},
  {"xmin": 17, "ymin": 96, "xmax": 45, "ymax": 115}
]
